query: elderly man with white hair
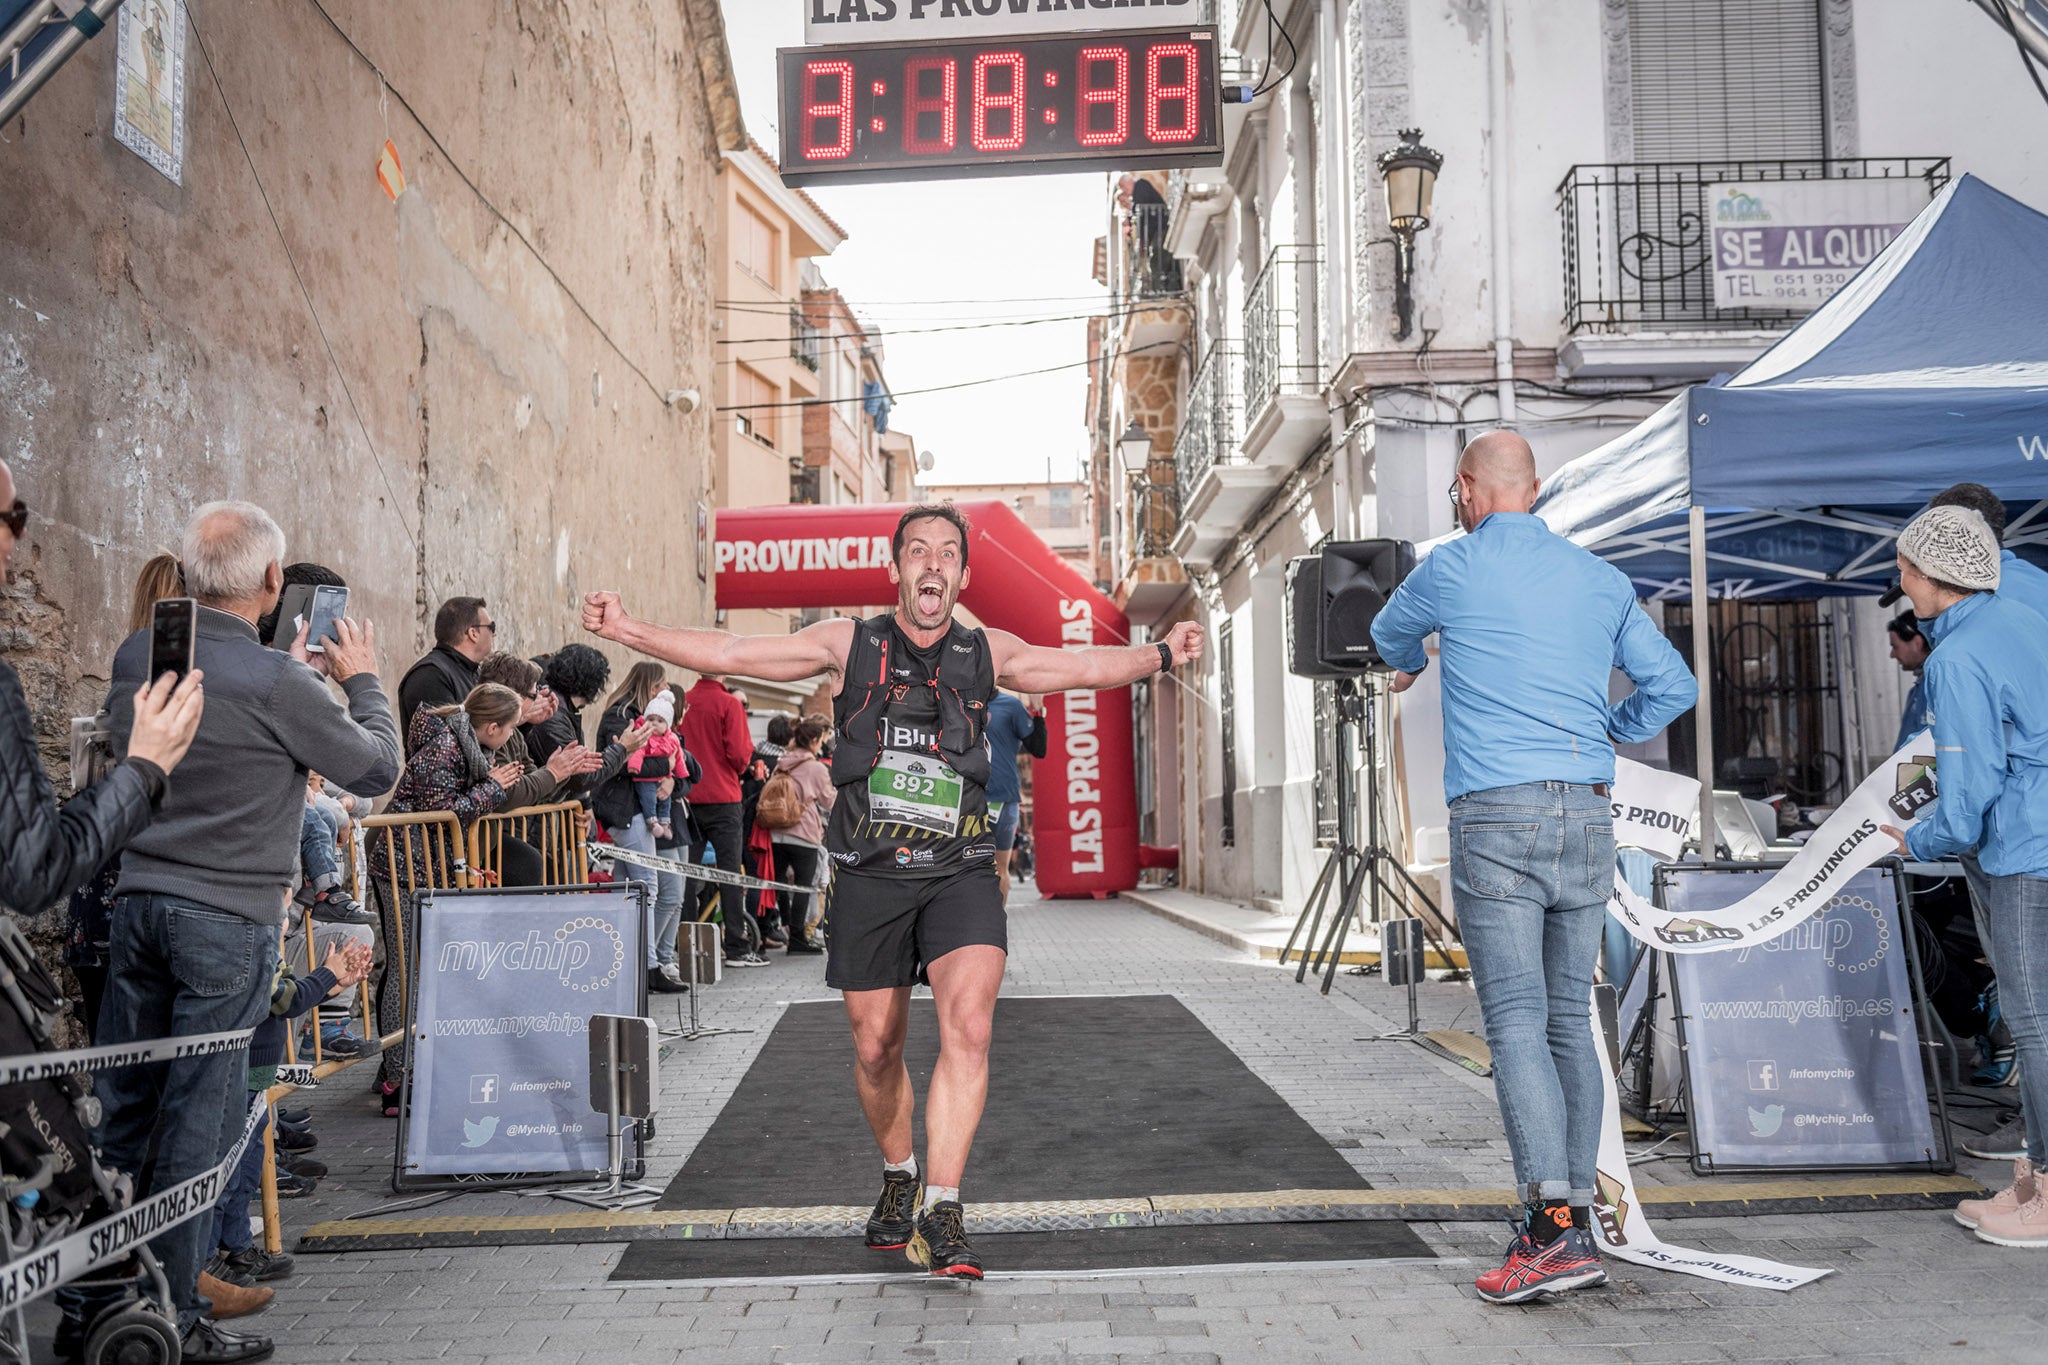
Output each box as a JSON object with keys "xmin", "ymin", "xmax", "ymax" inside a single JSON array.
[
  {"xmin": 1879, "ymin": 504, "xmax": 2048, "ymax": 1251},
  {"xmin": 58, "ymin": 501, "xmax": 402, "ymax": 1365}
]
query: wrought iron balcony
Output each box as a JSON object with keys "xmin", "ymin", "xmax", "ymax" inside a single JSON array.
[
  {"xmin": 790, "ymin": 308, "xmax": 821, "ymax": 371},
  {"xmin": 1122, "ymin": 201, "xmax": 1183, "ymax": 301},
  {"xmin": 1243, "ymin": 245, "xmax": 1321, "ymax": 419},
  {"xmin": 1173, "ymin": 340, "xmax": 1243, "ymax": 509},
  {"xmin": 1558, "ymin": 158, "xmax": 1951, "ymax": 333},
  {"xmin": 1130, "ymin": 469, "xmax": 1181, "ymax": 561}
]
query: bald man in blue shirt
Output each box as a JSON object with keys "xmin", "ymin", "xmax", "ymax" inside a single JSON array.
[{"xmin": 1372, "ymin": 430, "xmax": 1696, "ymax": 1304}]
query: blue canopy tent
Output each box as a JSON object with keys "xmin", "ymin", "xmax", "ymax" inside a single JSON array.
[{"xmin": 1526, "ymin": 173, "xmax": 2048, "ymax": 846}]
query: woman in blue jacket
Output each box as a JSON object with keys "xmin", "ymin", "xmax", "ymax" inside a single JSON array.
[{"xmin": 1881, "ymin": 505, "xmax": 2048, "ymax": 1249}]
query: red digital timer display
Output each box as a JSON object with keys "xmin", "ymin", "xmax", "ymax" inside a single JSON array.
[{"xmin": 777, "ymin": 28, "xmax": 1222, "ymax": 186}]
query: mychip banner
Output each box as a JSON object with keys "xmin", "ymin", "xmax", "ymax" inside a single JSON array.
[
  {"xmin": 1662, "ymin": 864, "xmax": 1940, "ymax": 1172},
  {"xmin": 1607, "ymin": 735, "xmax": 1937, "ymax": 953},
  {"xmin": 402, "ymin": 886, "xmax": 645, "ymax": 1181}
]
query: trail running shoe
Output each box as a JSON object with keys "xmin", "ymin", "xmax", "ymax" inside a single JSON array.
[
  {"xmin": 1964, "ymin": 1115, "xmax": 2030, "ymax": 1162},
  {"xmin": 908, "ymin": 1200, "xmax": 982, "ymax": 1280},
  {"xmin": 1474, "ymin": 1222, "xmax": 1607, "ymax": 1304},
  {"xmin": 221, "ymin": 1246, "xmax": 297, "ymax": 1282},
  {"xmin": 864, "ymin": 1168, "xmax": 923, "ymax": 1250}
]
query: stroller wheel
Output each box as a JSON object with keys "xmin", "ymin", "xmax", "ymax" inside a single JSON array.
[{"xmin": 84, "ymin": 1307, "xmax": 179, "ymax": 1365}]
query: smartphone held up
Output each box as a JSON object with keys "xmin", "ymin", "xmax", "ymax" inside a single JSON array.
[{"xmin": 149, "ymin": 597, "xmax": 197, "ymax": 682}]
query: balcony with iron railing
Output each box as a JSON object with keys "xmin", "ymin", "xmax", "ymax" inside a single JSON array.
[
  {"xmin": 790, "ymin": 307, "xmax": 821, "ymax": 371},
  {"xmin": 1169, "ymin": 339, "xmax": 1286, "ymax": 567},
  {"xmin": 1241, "ymin": 245, "xmax": 1324, "ymax": 468},
  {"xmin": 1123, "ymin": 201, "xmax": 1183, "ymax": 301},
  {"xmin": 1173, "ymin": 340, "xmax": 1242, "ymax": 508},
  {"xmin": 1558, "ymin": 157, "xmax": 1951, "ymax": 334}
]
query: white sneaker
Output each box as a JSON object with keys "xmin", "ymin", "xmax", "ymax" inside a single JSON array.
[
  {"xmin": 658, "ymin": 962, "xmax": 684, "ymax": 985},
  {"xmin": 725, "ymin": 951, "xmax": 770, "ymax": 968}
]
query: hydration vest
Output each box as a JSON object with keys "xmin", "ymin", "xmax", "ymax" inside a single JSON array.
[{"xmin": 833, "ymin": 612, "xmax": 995, "ymax": 792}]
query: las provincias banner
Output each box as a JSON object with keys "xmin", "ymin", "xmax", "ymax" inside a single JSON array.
[{"xmin": 1580, "ymin": 736, "xmax": 1939, "ymax": 1290}]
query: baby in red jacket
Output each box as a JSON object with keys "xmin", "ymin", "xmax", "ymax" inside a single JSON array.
[{"xmin": 628, "ymin": 689, "xmax": 685, "ymax": 839}]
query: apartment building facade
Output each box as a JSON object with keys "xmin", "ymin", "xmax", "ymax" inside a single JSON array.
[{"xmin": 1092, "ymin": 0, "xmax": 2048, "ymax": 910}]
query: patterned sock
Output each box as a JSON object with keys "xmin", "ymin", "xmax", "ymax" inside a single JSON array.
[
  {"xmin": 1530, "ymin": 1200, "xmax": 1573, "ymax": 1247},
  {"xmin": 1570, "ymin": 1204, "xmax": 1592, "ymax": 1231},
  {"xmin": 885, "ymin": 1154, "xmax": 917, "ymax": 1180},
  {"xmin": 929, "ymin": 1185, "xmax": 960, "ymax": 1207}
]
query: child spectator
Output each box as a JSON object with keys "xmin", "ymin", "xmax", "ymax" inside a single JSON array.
[
  {"xmin": 295, "ymin": 773, "xmax": 370, "ymax": 924},
  {"xmin": 628, "ymin": 689, "xmax": 684, "ymax": 840},
  {"xmin": 205, "ymin": 935, "xmax": 373, "ymax": 1297}
]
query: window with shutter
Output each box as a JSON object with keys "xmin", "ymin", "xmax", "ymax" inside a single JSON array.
[{"xmin": 1629, "ymin": 0, "xmax": 1824, "ymax": 161}]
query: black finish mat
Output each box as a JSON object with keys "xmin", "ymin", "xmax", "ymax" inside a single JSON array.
[
  {"xmin": 657, "ymin": 994, "xmax": 1371, "ymax": 1208},
  {"xmin": 612, "ymin": 1219, "xmax": 1431, "ymax": 1280}
]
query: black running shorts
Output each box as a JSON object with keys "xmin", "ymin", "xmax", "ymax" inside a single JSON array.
[{"xmin": 823, "ymin": 866, "xmax": 1006, "ymax": 991}]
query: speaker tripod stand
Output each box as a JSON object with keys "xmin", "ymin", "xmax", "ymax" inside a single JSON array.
[{"xmin": 1279, "ymin": 675, "xmax": 1462, "ymax": 998}]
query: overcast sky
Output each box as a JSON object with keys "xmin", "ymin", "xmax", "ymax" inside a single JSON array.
[{"xmin": 718, "ymin": 3, "xmax": 1105, "ymax": 488}]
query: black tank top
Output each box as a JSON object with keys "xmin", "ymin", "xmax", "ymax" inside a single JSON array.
[{"xmin": 827, "ymin": 613, "xmax": 996, "ymax": 878}]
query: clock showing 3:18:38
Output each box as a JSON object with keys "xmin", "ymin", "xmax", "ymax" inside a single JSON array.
[{"xmin": 777, "ymin": 27, "xmax": 1223, "ymax": 185}]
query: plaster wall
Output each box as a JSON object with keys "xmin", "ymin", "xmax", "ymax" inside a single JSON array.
[{"xmin": 0, "ymin": 0, "xmax": 731, "ymax": 773}]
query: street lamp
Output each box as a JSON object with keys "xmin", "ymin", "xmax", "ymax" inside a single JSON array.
[
  {"xmin": 1117, "ymin": 419, "xmax": 1154, "ymax": 476},
  {"xmin": 1376, "ymin": 128, "xmax": 1444, "ymax": 343}
]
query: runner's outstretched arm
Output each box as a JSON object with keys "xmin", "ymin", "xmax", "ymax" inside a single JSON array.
[
  {"xmin": 988, "ymin": 621, "xmax": 1204, "ymax": 694},
  {"xmin": 582, "ymin": 591, "xmax": 852, "ymax": 684}
]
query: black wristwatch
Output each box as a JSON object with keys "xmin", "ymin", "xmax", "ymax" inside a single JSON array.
[{"xmin": 1155, "ymin": 641, "xmax": 1173, "ymax": 673}]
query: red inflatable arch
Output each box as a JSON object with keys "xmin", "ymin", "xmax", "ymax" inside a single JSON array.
[{"xmin": 713, "ymin": 501, "xmax": 1141, "ymax": 898}]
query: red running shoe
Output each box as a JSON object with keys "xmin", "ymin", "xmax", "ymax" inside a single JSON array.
[{"xmin": 1474, "ymin": 1222, "xmax": 1608, "ymax": 1304}]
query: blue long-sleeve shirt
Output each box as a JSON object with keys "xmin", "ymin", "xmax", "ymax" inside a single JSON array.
[
  {"xmin": 2000, "ymin": 549, "xmax": 2048, "ymax": 623},
  {"xmin": 1903, "ymin": 591, "xmax": 2048, "ymax": 876},
  {"xmin": 1897, "ymin": 673, "xmax": 1933, "ymax": 753},
  {"xmin": 1370, "ymin": 512, "xmax": 1699, "ymax": 802}
]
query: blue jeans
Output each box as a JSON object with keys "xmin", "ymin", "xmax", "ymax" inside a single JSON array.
[
  {"xmin": 1450, "ymin": 781, "xmax": 1615, "ymax": 1205},
  {"xmin": 300, "ymin": 801, "xmax": 344, "ymax": 892},
  {"xmin": 609, "ymin": 816, "xmax": 682, "ymax": 968},
  {"xmin": 83, "ymin": 894, "xmax": 271, "ymax": 1331},
  {"xmin": 210, "ymin": 1096, "xmax": 269, "ymax": 1253},
  {"xmin": 635, "ymin": 782, "xmax": 672, "ymax": 827},
  {"xmin": 1964, "ymin": 858, "xmax": 2048, "ymax": 1163}
]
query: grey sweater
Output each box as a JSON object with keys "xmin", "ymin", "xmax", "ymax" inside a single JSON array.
[{"xmin": 106, "ymin": 606, "xmax": 403, "ymax": 925}]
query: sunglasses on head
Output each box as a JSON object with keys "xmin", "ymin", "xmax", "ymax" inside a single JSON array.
[{"xmin": 2, "ymin": 501, "xmax": 25, "ymax": 538}]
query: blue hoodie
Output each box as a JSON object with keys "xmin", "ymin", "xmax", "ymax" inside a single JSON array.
[{"xmin": 1904, "ymin": 591, "xmax": 2048, "ymax": 876}]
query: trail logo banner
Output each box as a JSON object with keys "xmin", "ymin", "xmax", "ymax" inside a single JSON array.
[{"xmin": 1606, "ymin": 735, "xmax": 1936, "ymax": 954}]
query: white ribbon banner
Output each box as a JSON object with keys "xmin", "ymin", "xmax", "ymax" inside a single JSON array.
[
  {"xmin": 1611, "ymin": 756, "xmax": 1701, "ymax": 861},
  {"xmin": 1609, "ymin": 735, "xmax": 1937, "ymax": 954},
  {"xmin": 1578, "ymin": 735, "xmax": 1941, "ymax": 1290},
  {"xmin": 1589, "ymin": 1013, "xmax": 1831, "ymax": 1291},
  {"xmin": 0, "ymin": 1091, "xmax": 268, "ymax": 1313},
  {"xmin": 0, "ymin": 1026, "xmax": 254, "ymax": 1087}
]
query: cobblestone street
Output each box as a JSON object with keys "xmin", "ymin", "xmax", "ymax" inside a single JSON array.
[{"xmin": 33, "ymin": 891, "xmax": 2028, "ymax": 1364}]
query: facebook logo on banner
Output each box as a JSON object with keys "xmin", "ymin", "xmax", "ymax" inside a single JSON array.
[
  {"xmin": 1747, "ymin": 1060, "xmax": 1779, "ymax": 1092},
  {"xmin": 469, "ymin": 1075, "xmax": 499, "ymax": 1104}
]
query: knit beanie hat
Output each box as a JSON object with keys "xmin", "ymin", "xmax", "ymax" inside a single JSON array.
[
  {"xmin": 644, "ymin": 689, "xmax": 676, "ymax": 725},
  {"xmin": 1898, "ymin": 505, "xmax": 2001, "ymax": 593}
]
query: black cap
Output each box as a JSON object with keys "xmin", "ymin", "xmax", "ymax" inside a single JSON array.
[{"xmin": 1877, "ymin": 577, "xmax": 1904, "ymax": 608}]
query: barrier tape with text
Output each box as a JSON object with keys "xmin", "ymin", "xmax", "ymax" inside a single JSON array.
[{"xmin": 591, "ymin": 844, "xmax": 813, "ymax": 896}]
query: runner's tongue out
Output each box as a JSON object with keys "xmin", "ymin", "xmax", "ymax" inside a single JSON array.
[{"xmin": 917, "ymin": 580, "xmax": 944, "ymax": 612}]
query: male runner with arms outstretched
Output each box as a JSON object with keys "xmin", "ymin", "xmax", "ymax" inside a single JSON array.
[{"xmin": 583, "ymin": 504, "xmax": 1203, "ymax": 1278}]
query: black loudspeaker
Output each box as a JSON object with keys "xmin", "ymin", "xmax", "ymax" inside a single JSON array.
[
  {"xmin": 1316, "ymin": 539, "xmax": 1417, "ymax": 672},
  {"xmin": 1286, "ymin": 557, "xmax": 1355, "ymax": 680}
]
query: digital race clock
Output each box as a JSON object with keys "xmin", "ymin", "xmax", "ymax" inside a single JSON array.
[{"xmin": 776, "ymin": 27, "xmax": 1223, "ymax": 186}]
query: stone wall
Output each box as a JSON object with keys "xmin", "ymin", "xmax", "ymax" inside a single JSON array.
[{"xmin": 1, "ymin": 0, "xmax": 743, "ymax": 782}]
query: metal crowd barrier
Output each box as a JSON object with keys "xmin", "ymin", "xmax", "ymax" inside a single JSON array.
[{"xmin": 468, "ymin": 800, "xmax": 591, "ymax": 887}]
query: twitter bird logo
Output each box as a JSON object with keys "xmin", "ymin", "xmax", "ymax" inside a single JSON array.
[
  {"xmin": 462, "ymin": 1115, "xmax": 499, "ymax": 1148},
  {"xmin": 1748, "ymin": 1104, "xmax": 1785, "ymax": 1138}
]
